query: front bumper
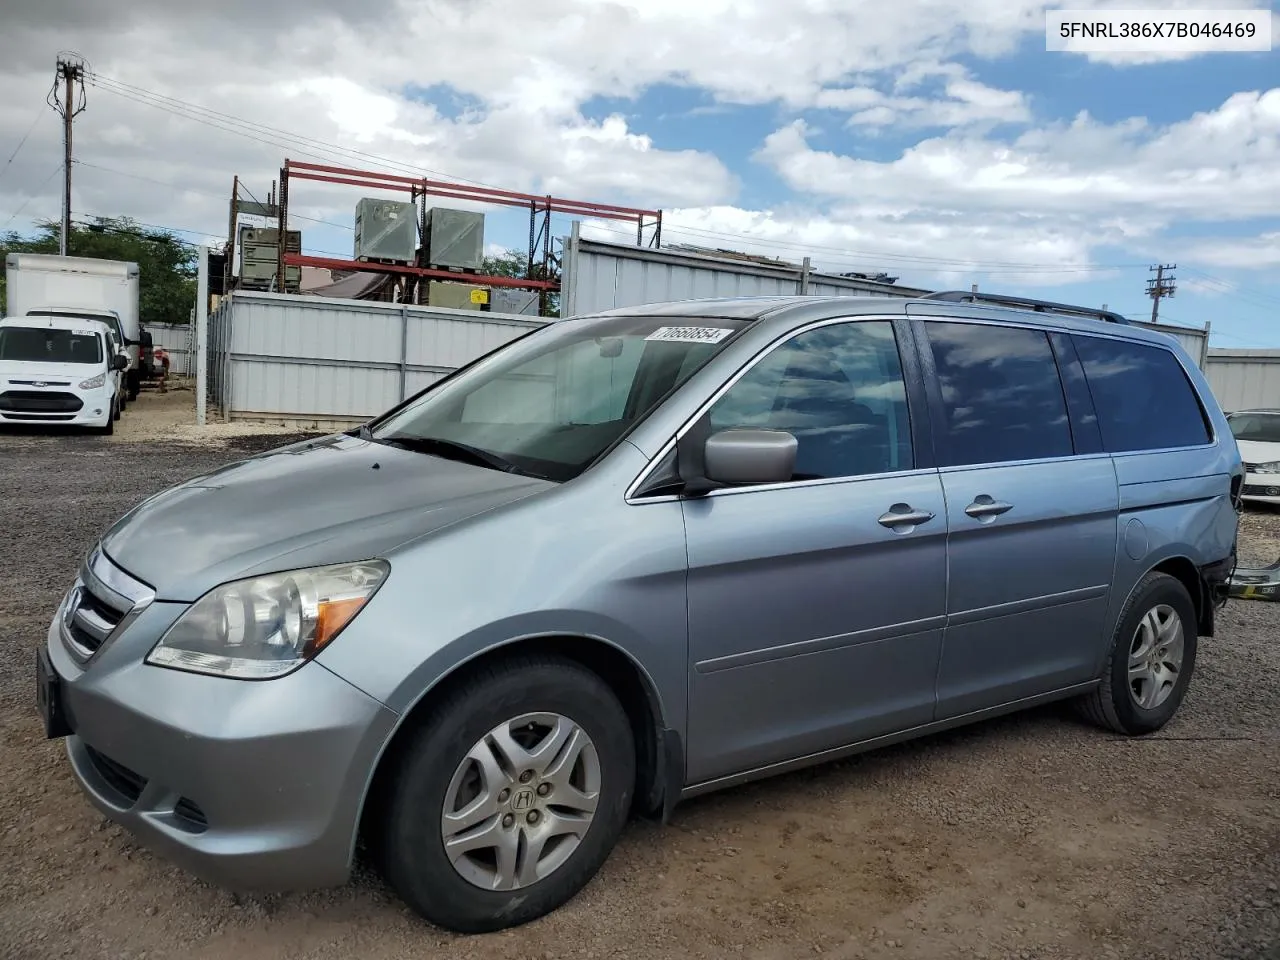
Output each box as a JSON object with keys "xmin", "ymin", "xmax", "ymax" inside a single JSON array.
[
  {"xmin": 0, "ymin": 385, "xmax": 114, "ymax": 427},
  {"xmin": 44, "ymin": 579, "xmax": 399, "ymax": 892},
  {"xmin": 1241, "ymin": 471, "xmax": 1280, "ymax": 505}
]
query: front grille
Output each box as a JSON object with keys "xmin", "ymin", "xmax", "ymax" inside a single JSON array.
[
  {"xmin": 60, "ymin": 547, "xmax": 153, "ymax": 662},
  {"xmin": 1243, "ymin": 483, "xmax": 1280, "ymax": 497},
  {"xmin": 8, "ymin": 379, "xmax": 71, "ymax": 387},
  {"xmin": 0, "ymin": 412, "xmax": 77, "ymax": 421},
  {"xmin": 64, "ymin": 581, "xmax": 127, "ymax": 656},
  {"xmin": 83, "ymin": 745, "xmax": 147, "ymax": 804},
  {"xmin": 0, "ymin": 390, "xmax": 83, "ymax": 413}
]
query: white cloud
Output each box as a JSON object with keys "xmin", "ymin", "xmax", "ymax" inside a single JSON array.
[
  {"xmin": 0, "ymin": 0, "xmax": 1274, "ymax": 293},
  {"xmin": 757, "ymin": 89, "xmax": 1280, "ymax": 224},
  {"xmin": 813, "ymin": 71, "xmax": 1031, "ymax": 128},
  {"xmin": 1180, "ymin": 233, "xmax": 1280, "ymax": 270}
]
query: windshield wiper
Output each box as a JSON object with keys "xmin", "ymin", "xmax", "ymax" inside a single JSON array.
[{"xmin": 378, "ymin": 434, "xmax": 523, "ymax": 474}]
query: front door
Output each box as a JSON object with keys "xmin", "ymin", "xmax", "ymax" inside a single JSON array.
[
  {"xmin": 681, "ymin": 318, "xmax": 949, "ymax": 785},
  {"xmin": 916, "ymin": 318, "xmax": 1120, "ymax": 717}
]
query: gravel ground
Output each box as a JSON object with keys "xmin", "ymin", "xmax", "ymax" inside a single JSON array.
[{"xmin": 1, "ymin": 392, "xmax": 1277, "ymax": 960}]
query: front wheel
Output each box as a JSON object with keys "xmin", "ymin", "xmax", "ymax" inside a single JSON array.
[
  {"xmin": 1079, "ymin": 571, "xmax": 1198, "ymax": 735},
  {"xmin": 376, "ymin": 656, "xmax": 635, "ymax": 933}
]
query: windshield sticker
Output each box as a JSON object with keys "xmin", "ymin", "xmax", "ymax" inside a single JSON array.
[
  {"xmin": 644, "ymin": 326, "xmax": 734, "ymax": 344},
  {"xmin": 73, "ymin": 329, "xmax": 97, "ymax": 337}
]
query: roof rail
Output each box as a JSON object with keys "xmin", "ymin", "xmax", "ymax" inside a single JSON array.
[{"xmin": 920, "ymin": 290, "xmax": 1129, "ymax": 325}]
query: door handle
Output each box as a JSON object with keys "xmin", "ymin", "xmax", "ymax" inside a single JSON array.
[
  {"xmin": 964, "ymin": 495, "xmax": 1013, "ymax": 520},
  {"xmin": 877, "ymin": 503, "xmax": 936, "ymax": 531}
]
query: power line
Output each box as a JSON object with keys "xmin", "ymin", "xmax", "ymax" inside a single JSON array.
[
  {"xmin": 71, "ymin": 159, "xmax": 354, "ymax": 231},
  {"xmin": 69, "ymin": 214, "xmax": 351, "ymax": 259},
  {"xmin": 2, "ymin": 164, "xmax": 63, "ymax": 230},
  {"xmin": 85, "ymin": 71, "xmax": 503, "ymax": 189},
  {"xmin": 86, "ymin": 72, "xmax": 1142, "ymax": 275},
  {"xmin": 0, "ymin": 104, "xmax": 48, "ymax": 187},
  {"xmin": 1182, "ymin": 268, "xmax": 1280, "ymax": 311}
]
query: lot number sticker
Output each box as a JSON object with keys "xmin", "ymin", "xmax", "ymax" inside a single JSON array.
[{"xmin": 644, "ymin": 326, "xmax": 734, "ymax": 344}]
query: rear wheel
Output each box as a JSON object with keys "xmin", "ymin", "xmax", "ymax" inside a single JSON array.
[
  {"xmin": 376, "ymin": 656, "xmax": 635, "ymax": 933},
  {"xmin": 1078, "ymin": 571, "xmax": 1198, "ymax": 735}
]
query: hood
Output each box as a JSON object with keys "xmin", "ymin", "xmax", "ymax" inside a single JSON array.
[
  {"xmin": 1236, "ymin": 439, "xmax": 1280, "ymax": 466},
  {"xmin": 101, "ymin": 434, "xmax": 554, "ymax": 601},
  {"xmin": 0, "ymin": 359, "xmax": 102, "ymax": 384}
]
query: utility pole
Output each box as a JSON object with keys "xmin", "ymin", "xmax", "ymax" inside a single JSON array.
[
  {"xmin": 1146, "ymin": 264, "xmax": 1177, "ymax": 324},
  {"xmin": 49, "ymin": 55, "xmax": 87, "ymax": 256},
  {"xmin": 225, "ymin": 175, "xmax": 239, "ymax": 294}
]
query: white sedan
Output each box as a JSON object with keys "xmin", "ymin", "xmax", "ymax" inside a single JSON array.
[{"xmin": 1228, "ymin": 409, "xmax": 1280, "ymax": 505}]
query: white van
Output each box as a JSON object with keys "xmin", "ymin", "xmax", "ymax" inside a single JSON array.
[{"xmin": 0, "ymin": 315, "xmax": 129, "ymax": 434}]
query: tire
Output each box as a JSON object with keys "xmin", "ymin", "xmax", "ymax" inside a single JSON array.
[
  {"xmin": 93, "ymin": 411, "xmax": 114, "ymax": 436},
  {"xmin": 376, "ymin": 656, "xmax": 635, "ymax": 933},
  {"xmin": 1078, "ymin": 571, "xmax": 1198, "ymax": 735},
  {"xmin": 112, "ymin": 395, "xmax": 122, "ymax": 421}
]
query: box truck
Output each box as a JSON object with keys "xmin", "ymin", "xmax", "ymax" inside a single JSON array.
[{"xmin": 4, "ymin": 253, "xmax": 144, "ymax": 401}]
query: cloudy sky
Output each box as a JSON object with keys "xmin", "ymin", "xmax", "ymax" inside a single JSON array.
[{"xmin": 1, "ymin": 0, "xmax": 1277, "ymax": 345}]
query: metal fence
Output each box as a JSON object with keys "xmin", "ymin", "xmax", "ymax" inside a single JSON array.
[
  {"xmin": 560, "ymin": 229, "xmax": 930, "ymax": 317},
  {"xmin": 206, "ymin": 291, "xmax": 544, "ymax": 428},
  {"xmin": 142, "ymin": 322, "xmax": 194, "ymax": 376},
  {"xmin": 1204, "ymin": 350, "xmax": 1280, "ymax": 412},
  {"xmin": 559, "ymin": 229, "xmax": 1209, "ymax": 366},
  {"xmin": 201, "ymin": 242, "xmax": 1226, "ymax": 426}
]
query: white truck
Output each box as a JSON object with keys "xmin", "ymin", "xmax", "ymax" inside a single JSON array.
[{"xmin": 4, "ymin": 253, "xmax": 144, "ymax": 403}]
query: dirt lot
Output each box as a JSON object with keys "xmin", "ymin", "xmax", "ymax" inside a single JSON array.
[{"xmin": 2, "ymin": 391, "xmax": 1278, "ymax": 960}]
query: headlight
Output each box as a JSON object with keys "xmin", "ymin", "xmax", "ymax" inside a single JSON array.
[
  {"xmin": 1253, "ymin": 461, "xmax": 1280, "ymax": 474},
  {"xmin": 145, "ymin": 560, "xmax": 389, "ymax": 679},
  {"xmin": 79, "ymin": 373, "xmax": 106, "ymax": 390}
]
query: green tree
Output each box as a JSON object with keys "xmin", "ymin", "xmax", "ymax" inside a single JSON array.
[
  {"xmin": 0, "ymin": 216, "xmax": 196, "ymax": 324},
  {"xmin": 482, "ymin": 248, "xmax": 560, "ymax": 316}
]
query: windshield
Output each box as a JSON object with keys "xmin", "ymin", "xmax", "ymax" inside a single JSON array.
[
  {"xmin": 370, "ymin": 314, "xmax": 747, "ymax": 481},
  {"xmin": 27, "ymin": 310, "xmax": 124, "ymax": 347},
  {"xmin": 0, "ymin": 326, "xmax": 104, "ymax": 365},
  {"xmin": 1229, "ymin": 413, "xmax": 1280, "ymax": 444}
]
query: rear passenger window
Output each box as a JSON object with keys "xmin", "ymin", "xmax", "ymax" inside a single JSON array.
[
  {"xmin": 924, "ymin": 322, "xmax": 1073, "ymax": 467},
  {"xmin": 1071, "ymin": 335, "xmax": 1211, "ymax": 452}
]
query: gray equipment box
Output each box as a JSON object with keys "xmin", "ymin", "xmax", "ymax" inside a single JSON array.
[
  {"xmin": 237, "ymin": 225, "xmax": 300, "ymax": 291},
  {"xmin": 423, "ymin": 208, "xmax": 485, "ymax": 271},
  {"xmin": 427, "ymin": 280, "xmax": 487, "ymax": 311},
  {"xmin": 488, "ymin": 287, "xmax": 540, "ymax": 316},
  {"xmin": 354, "ymin": 198, "xmax": 417, "ymax": 263}
]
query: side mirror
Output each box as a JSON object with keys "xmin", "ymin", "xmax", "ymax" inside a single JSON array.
[
  {"xmin": 112, "ymin": 354, "xmax": 130, "ymax": 371},
  {"xmin": 703, "ymin": 428, "xmax": 797, "ymax": 486}
]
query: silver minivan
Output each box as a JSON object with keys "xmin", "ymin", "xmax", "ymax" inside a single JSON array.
[{"xmin": 37, "ymin": 293, "xmax": 1242, "ymax": 932}]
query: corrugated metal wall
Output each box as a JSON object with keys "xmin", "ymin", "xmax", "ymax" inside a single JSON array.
[
  {"xmin": 208, "ymin": 291, "xmax": 543, "ymax": 426},
  {"xmin": 142, "ymin": 323, "xmax": 194, "ymax": 376},
  {"xmin": 1204, "ymin": 350, "xmax": 1280, "ymax": 412},
  {"xmin": 204, "ymin": 248, "xmax": 1234, "ymax": 425},
  {"xmin": 561, "ymin": 235, "xmax": 929, "ymax": 316},
  {"xmin": 560, "ymin": 233, "xmax": 1210, "ymax": 366}
]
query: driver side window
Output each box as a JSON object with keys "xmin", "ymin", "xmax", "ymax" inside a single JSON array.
[{"xmin": 707, "ymin": 320, "xmax": 914, "ymax": 481}]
